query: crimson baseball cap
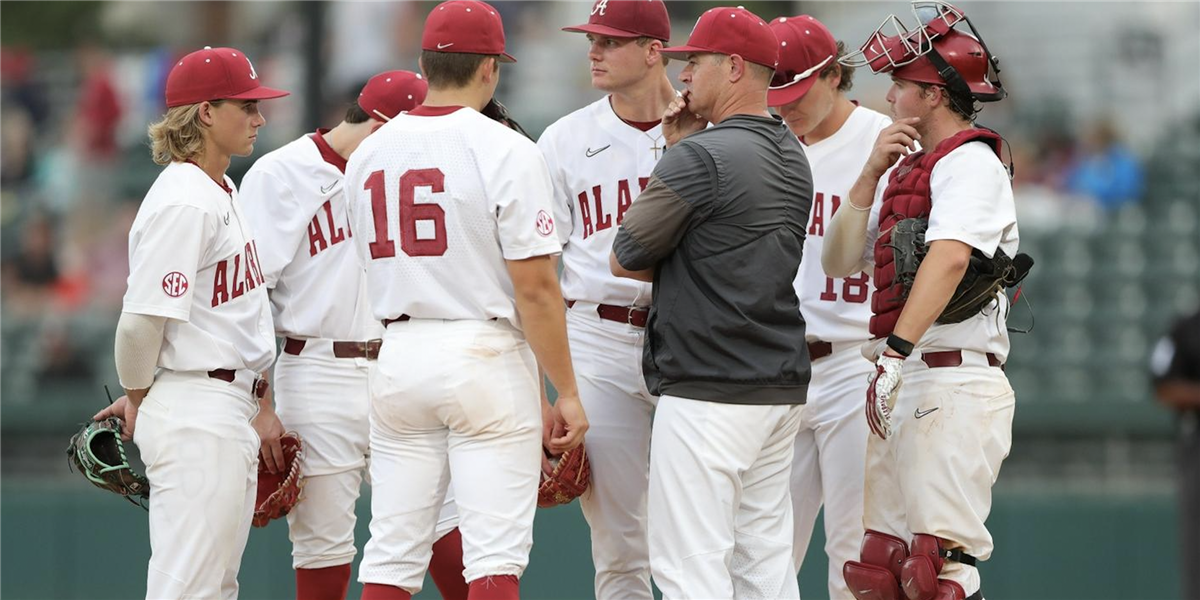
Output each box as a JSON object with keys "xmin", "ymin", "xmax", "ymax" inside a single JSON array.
[
  {"xmin": 422, "ymin": 0, "xmax": 516, "ymax": 63},
  {"xmin": 358, "ymin": 70, "xmax": 429, "ymax": 121},
  {"xmin": 562, "ymin": 0, "xmax": 671, "ymax": 42},
  {"xmin": 767, "ymin": 15, "xmax": 838, "ymax": 107},
  {"xmin": 661, "ymin": 6, "xmax": 779, "ymax": 69},
  {"xmin": 165, "ymin": 46, "xmax": 289, "ymax": 108}
]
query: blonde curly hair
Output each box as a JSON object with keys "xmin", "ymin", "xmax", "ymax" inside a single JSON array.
[{"xmin": 146, "ymin": 101, "xmax": 223, "ymax": 165}]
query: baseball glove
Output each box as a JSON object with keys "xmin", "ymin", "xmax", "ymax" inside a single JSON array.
[
  {"xmin": 482, "ymin": 98, "xmax": 532, "ymax": 140},
  {"xmin": 889, "ymin": 217, "xmax": 1033, "ymax": 324},
  {"xmin": 537, "ymin": 445, "xmax": 591, "ymax": 508},
  {"xmin": 67, "ymin": 417, "xmax": 150, "ymax": 509},
  {"xmin": 252, "ymin": 432, "xmax": 305, "ymax": 528}
]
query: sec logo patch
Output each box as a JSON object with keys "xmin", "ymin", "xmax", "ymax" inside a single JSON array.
[
  {"xmin": 536, "ymin": 210, "xmax": 554, "ymax": 237},
  {"xmin": 162, "ymin": 272, "xmax": 189, "ymax": 298}
]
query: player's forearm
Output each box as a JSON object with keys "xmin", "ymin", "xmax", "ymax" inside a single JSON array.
[
  {"xmin": 823, "ymin": 173, "xmax": 876, "ymax": 278},
  {"xmin": 509, "ymin": 258, "xmax": 580, "ymax": 399},
  {"xmin": 115, "ymin": 311, "xmax": 167, "ymax": 406},
  {"xmin": 891, "ymin": 240, "xmax": 972, "ymax": 346},
  {"xmin": 609, "ymin": 251, "xmax": 654, "ymax": 282}
]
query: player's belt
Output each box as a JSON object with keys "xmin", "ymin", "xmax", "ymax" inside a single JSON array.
[
  {"xmin": 807, "ymin": 341, "xmax": 833, "ymax": 361},
  {"xmin": 921, "ymin": 350, "xmax": 1004, "ymax": 370},
  {"xmin": 566, "ymin": 301, "xmax": 650, "ymax": 328},
  {"xmin": 283, "ymin": 337, "xmax": 383, "ymax": 360},
  {"xmin": 207, "ymin": 369, "xmax": 269, "ymax": 397},
  {"xmin": 381, "ymin": 315, "xmax": 412, "ymax": 328}
]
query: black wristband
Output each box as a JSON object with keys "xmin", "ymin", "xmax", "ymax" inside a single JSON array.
[{"xmin": 886, "ymin": 334, "xmax": 915, "ymax": 358}]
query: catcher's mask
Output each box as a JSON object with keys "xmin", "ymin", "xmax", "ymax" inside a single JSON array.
[{"xmin": 841, "ymin": 1, "xmax": 1005, "ymax": 104}]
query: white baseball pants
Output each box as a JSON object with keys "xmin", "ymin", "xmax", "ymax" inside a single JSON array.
[
  {"xmin": 648, "ymin": 394, "xmax": 804, "ymax": 600},
  {"xmin": 862, "ymin": 353, "xmax": 1015, "ymax": 596},
  {"xmin": 566, "ymin": 304, "xmax": 657, "ymax": 600},
  {"xmin": 791, "ymin": 342, "xmax": 872, "ymax": 599},
  {"xmin": 358, "ymin": 319, "xmax": 542, "ymax": 594},
  {"xmin": 134, "ymin": 369, "xmax": 260, "ymax": 600}
]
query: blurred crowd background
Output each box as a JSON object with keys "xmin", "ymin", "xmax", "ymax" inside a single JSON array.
[{"xmin": 2, "ymin": 1, "xmax": 1199, "ymax": 599}]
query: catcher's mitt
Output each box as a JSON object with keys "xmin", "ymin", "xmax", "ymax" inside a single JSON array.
[
  {"xmin": 537, "ymin": 445, "xmax": 591, "ymax": 508},
  {"xmin": 252, "ymin": 432, "xmax": 305, "ymax": 528},
  {"xmin": 888, "ymin": 217, "xmax": 1033, "ymax": 324},
  {"xmin": 482, "ymin": 98, "xmax": 532, "ymax": 140},
  {"xmin": 67, "ymin": 417, "xmax": 150, "ymax": 508}
]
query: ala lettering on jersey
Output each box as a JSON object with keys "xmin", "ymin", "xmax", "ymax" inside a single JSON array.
[
  {"xmin": 308, "ymin": 198, "xmax": 354, "ymax": 257},
  {"xmin": 212, "ymin": 241, "xmax": 267, "ymax": 307},
  {"xmin": 808, "ymin": 192, "xmax": 841, "ymax": 237},
  {"xmin": 575, "ymin": 177, "xmax": 649, "ymax": 239}
]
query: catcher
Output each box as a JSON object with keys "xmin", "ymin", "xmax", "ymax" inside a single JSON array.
[{"xmin": 824, "ymin": 3, "xmax": 1024, "ymax": 599}]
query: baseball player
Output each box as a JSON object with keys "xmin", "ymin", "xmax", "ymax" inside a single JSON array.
[
  {"xmin": 96, "ymin": 46, "xmax": 287, "ymax": 599},
  {"xmin": 537, "ymin": 1, "xmax": 674, "ymax": 597},
  {"xmin": 344, "ymin": 2, "xmax": 588, "ymax": 599},
  {"xmin": 239, "ymin": 71, "xmax": 468, "ymax": 600},
  {"xmin": 613, "ymin": 7, "xmax": 812, "ymax": 599},
  {"xmin": 766, "ymin": 14, "xmax": 893, "ymax": 599},
  {"xmin": 825, "ymin": 4, "xmax": 1017, "ymax": 599}
]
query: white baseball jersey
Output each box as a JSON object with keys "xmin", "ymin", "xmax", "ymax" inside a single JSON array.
[
  {"xmin": 796, "ymin": 106, "xmax": 892, "ymax": 343},
  {"xmin": 123, "ymin": 161, "xmax": 275, "ymax": 373},
  {"xmin": 538, "ymin": 97, "xmax": 661, "ymax": 307},
  {"xmin": 864, "ymin": 140, "xmax": 1020, "ymax": 358},
  {"xmin": 240, "ymin": 130, "xmax": 380, "ymax": 341},
  {"xmin": 344, "ymin": 106, "xmax": 562, "ymax": 328}
]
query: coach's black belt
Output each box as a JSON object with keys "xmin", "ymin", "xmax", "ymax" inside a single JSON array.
[
  {"xmin": 207, "ymin": 369, "xmax": 269, "ymax": 397},
  {"xmin": 566, "ymin": 301, "xmax": 649, "ymax": 328},
  {"xmin": 807, "ymin": 341, "xmax": 833, "ymax": 361},
  {"xmin": 283, "ymin": 337, "xmax": 382, "ymax": 360}
]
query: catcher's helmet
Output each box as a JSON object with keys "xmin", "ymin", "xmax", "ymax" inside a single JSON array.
[{"xmin": 842, "ymin": 1, "xmax": 1005, "ymax": 103}]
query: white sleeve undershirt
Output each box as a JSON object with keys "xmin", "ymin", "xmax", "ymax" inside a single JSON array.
[{"xmin": 114, "ymin": 311, "xmax": 166, "ymax": 390}]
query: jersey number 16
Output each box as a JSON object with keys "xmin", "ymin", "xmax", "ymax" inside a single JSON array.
[{"xmin": 364, "ymin": 168, "xmax": 447, "ymax": 258}]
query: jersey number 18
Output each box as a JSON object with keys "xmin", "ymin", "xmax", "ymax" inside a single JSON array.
[{"xmin": 364, "ymin": 168, "xmax": 448, "ymax": 258}]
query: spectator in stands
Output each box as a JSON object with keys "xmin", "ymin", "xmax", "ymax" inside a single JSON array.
[
  {"xmin": 1, "ymin": 214, "xmax": 61, "ymax": 315},
  {"xmin": 1150, "ymin": 307, "xmax": 1200, "ymax": 600},
  {"xmin": 74, "ymin": 43, "xmax": 123, "ymax": 161},
  {"xmin": 1063, "ymin": 119, "xmax": 1144, "ymax": 210}
]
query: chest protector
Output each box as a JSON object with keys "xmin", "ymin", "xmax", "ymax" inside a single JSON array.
[{"xmin": 869, "ymin": 128, "xmax": 1003, "ymax": 338}]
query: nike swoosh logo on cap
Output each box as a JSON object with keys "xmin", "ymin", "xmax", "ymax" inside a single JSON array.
[
  {"xmin": 585, "ymin": 145, "xmax": 611, "ymax": 157},
  {"xmin": 437, "ymin": 42, "xmax": 454, "ymax": 49}
]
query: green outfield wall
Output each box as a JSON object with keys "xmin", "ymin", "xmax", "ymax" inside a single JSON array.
[{"xmin": 0, "ymin": 482, "xmax": 1180, "ymax": 600}]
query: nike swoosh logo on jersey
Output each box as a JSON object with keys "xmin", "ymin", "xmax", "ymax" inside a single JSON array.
[
  {"xmin": 437, "ymin": 42, "xmax": 454, "ymax": 49},
  {"xmin": 585, "ymin": 145, "xmax": 611, "ymax": 157},
  {"xmin": 320, "ymin": 180, "xmax": 340, "ymax": 194},
  {"xmin": 224, "ymin": 213, "xmax": 230, "ymax": 226},
  {"xmin": 914, "ymin": 407, "xmax": 939, "ymax": 419}
]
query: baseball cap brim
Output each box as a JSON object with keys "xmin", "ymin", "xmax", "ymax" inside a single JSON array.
[
  {"xmin": 224, "ymin": 85, "xmax": 291, "ymax": 102},
  {"xmin": 562, "ymin": 23, "xmax": 665, "ymax": 41},
  {"xmin": 498, "ymin": 52, "xmax": 517, "ymax": 63},
  {"xmin": 767, "ymin": 76, "xmax": 817, "ymax": 107},
  {"xmin": 660, "ymin": 45, "xmax": 712, "ymax": 61}
]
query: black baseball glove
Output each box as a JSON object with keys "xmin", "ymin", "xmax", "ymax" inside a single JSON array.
[
  {"xmin": 67, "ymin": 417, "xmax": 150, "ymax": 509},
  {"xmin": 889, "ymin": 217, "xmax": 1033, "ymax": 324},
  {"xmin": 482, "ymin": 98, "xmax": 532, "ymax": 140}
]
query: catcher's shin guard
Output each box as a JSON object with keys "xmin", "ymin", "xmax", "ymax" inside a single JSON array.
[
  {"xmin": 900, "ymin": 534, "xmax": 980, "ymax": 600},
  {"xmin": 844, "ymin": 530, "xmax": 909, "ymax": 600}
]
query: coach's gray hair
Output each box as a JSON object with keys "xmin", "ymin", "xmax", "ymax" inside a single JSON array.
[{"xmin": 147, "ymin": 101, "xmax": 222, "ymax": 166}]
